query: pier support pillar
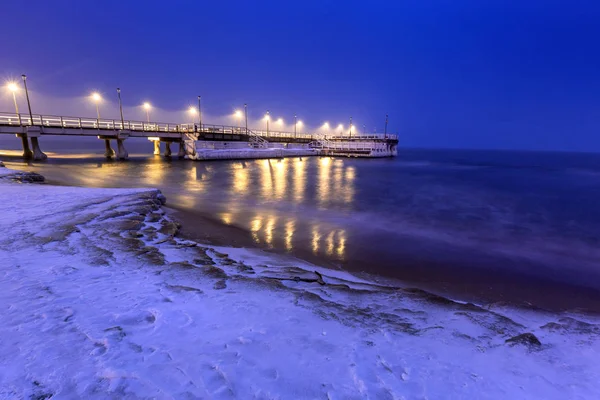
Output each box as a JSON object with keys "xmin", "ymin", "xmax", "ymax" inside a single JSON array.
[
  {"xmin": 104, "ymin": 139, "xmax": 116, "ymax": 158},
  {"xmin": 116, "ymin": 139, "xmax": 129, "ymax": 160},
  {"xmin": 164, "ymin": 142, "xmax": 172, "ymax": 157},
  {"xmin": 153, "ymin": 140, "xmax": 161, "ymax": 155},
  {"xmin": 31, "ymin": 137, "xmax": 48, "ymax": 161},
  {"xmin": 19, "ymin": 135, "xmax": 33, "ymax": 159},
  {"xmin": 177, "ymin": 141, "xmax": 186, "ymax": 158}
]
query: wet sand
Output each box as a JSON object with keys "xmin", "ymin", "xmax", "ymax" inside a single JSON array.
[{"xmin": 166, "ymin": 204, "xmax": 600, "ymax": 314}]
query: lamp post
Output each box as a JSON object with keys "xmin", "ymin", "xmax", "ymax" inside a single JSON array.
[
  {"xmin": 244, "ymin": 103, "xmax": 248, "ymax": 134},
  {"xmin": 363, "ymin": 124, "xmax": 366, "ymax": 136},
  {"xmin": 294, "ymin": 114, "xmax": 297, "ymax": 138},
  {"xmin": 91, "ymin": 92, "xmax": 102, "ymax": 128},
  {"xmin": 197, "ymin": 96, "xmax": 202, "ymax": 130},
  {"xmin": 7, "ymin": 83, "xmax": 21, "ymax": 125},
  {"xmin": 349, "ymin": 116, "xmax": 353, "ymax": 138},
  {"xmin": 143, "ymin": 102, "xmax": 151, "ymax": 123},
  {"xmin": 234, "ymin": 110, "xmax": 242, "ymax": 130},
  {"xmin": 266, "ymin": 110, "xmax": 270, "ymax": 135},
  {"xmin": 116, "ymin": 88, "xmax": 125, "ymax": 129},
  {"xmin": 384, "ymin": 114, "xmax": 388, "ymax": 138},
  {"xmin": 21, "ymin": 75, "xmax": 34, "ymax": 125},
  {"xmin": 188, "ymin": 107, "xmax": 199, "ymax": 130},
  {"xmin": 91, "ymin": 93, "xmax": 101, "ymax": 119}
]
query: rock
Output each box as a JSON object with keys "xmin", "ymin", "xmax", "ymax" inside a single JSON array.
[
  {"xmin": 1, "ymin": 171, "xmax": 45, "ymax": 183},
  {"xmin": 158, "ymin": 220, "xmax": 180, "ymax": 236},
  {"xmin": 505, "ymin": 333, "xmax": 541, "ymax": 347},
  {"xmin": 214, "ymin": 280, "xmax": 227, "ymax": 290},
  {"xmin": 118, "ymin": 219, "xmax": 145, "ymax": 231}
]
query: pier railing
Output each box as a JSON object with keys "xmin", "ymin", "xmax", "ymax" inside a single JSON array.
[{"xmin": 0, "ymin": 111, "xmax": 398, "ymax": 141}]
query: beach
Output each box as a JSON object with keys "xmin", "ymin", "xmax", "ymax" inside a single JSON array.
[{"xmin": 1, "ymin": 164, "xmax": 600, "ymax": 398}]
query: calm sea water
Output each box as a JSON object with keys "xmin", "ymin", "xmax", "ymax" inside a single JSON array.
[{"xmin": 3, "ymin": 136, "xmax": 600, "ymax": 301}]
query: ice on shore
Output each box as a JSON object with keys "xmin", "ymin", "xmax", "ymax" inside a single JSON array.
[{"xmin": 0, "ymin": 173, "xmax": 599, "ymax": 399}]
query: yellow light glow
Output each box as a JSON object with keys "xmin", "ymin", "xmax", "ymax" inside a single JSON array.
[
  {"xmin": 250, "ymin": 216, "xmax": 263, "ymax": 244},
  {"xmin": 285, "ymin": 219, "xmax": 294, "ymax": 251},
  {"xmin": 7, "ymin": 82, "xmax": 19, "ymax": 93},
  {"xmin": 311, "ymin": 225, "xmax": 321, "ymax": 254},
  {"xmin": 234, "ymin": 110, "xmax": 242, "ymax": 118},
  {"xmin": 322, "ymin": 122, "xmax": 330, "ymax": 129},
  {"xmin": 143, "ymin": 102, "xmax": 151, "ymax": 110},
  {"xmin": 264, "ymin": 114, "xmax": 270, "ymax": 121},
  {"xmin": 91, "ymin": 92, "xmax": 101, "ymax": 102},
  {"xmin": 189, "ymin": 107, "xmax": 197, "ymax": 114},
  {"xmin": 297, "ymin": 120, "xmax": 303, "ymax": 126},
  {"xmin": 276, "ymin": 118, "xmax": 283, "ymax": 125},
  {"xmin": 337, "ymin": 124, "xmax": 344, "ymax": 130}
]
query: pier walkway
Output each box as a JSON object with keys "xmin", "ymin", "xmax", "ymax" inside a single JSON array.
[{"xmin": 0, "ymin": 112, "xmax": 398, "ymax": 160}]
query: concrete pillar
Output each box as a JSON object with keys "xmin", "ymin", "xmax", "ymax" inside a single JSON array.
[
  {"xmin": 177, "ymin": 141, "xmax": 186, "ymax": 158},
  {"xmin": 30, "ymin": 137, "xmax": 48, "ymax": 161},
  {"xmin": 153, "ymin": 140, "xmax": 161, "ymax": 155},
  {"xmin": 104, "ymin": 139, "xmax": 116, "ymax": 158},
  {"xmin": 164, "ymin": 142, "xmax": 172, "ymax": 157},
  {"xmin": 20, "ymin": 135, "xmax": 33, "ymax": 159},
  {"xmin": 116, "ymin": 139, "xmax": 129, "ymax": 160}
]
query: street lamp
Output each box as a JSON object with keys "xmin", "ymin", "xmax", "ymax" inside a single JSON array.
[
  {"xmin": 384, "ymin": 114, "xmax": 388, "ymax": 138},
  {"xmin": 91, "ymin": 92, "xmax": 102, "ymax": 119},
  {"xmin": 6, "ymin": 82, "xmax": 21, "ymax": 125},
  {"xmin": 188, "ymin": 107, "xmax": 198, "ymax": 127},
  {"xmin": 21, "ymin": 75, "xmax": 34, "ymax": 126},
  {"xmin": 116, "ymin": 88, "xmax": 125, "ymax": 128},
  {"xmin": 244, "ymin": 103, "xmax": 248, "ymax": 134},
  {"xmin": 297, "ymin": 120, "xmax": 303, "ymax": 135},
  {"xmin": 276, "ymin": 118, "xmax": 283, "ymax": 130},
  {"xmin": 234, "ymin": 110, "xmax": 242, "ymax": 130},
  {"xmin": 265, "ymin": 110, "xmax": 270, "ymax": 135},
  {"xmin": 143, "ymin": 102, "xmax": 151, "ymax": 123},
  {"xmin": 337, "ymin": 124, "xmax": 343, "ymax": 135},
  {"xmin": 349, "ymin": 116, "xmax": 353, "ymax": 138},
  {"xmin": 197, "ymin": 96, "xmax": 202, "ymax": 130},
  {"xmin": 294, "ymin": 114, "xmax": 297, "ymax": 138}
]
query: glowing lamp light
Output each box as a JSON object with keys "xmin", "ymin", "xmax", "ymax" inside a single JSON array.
[
  {"xmin": 189, "ymin": 107, "xmax": 198, "ymax": 114},
  {"xmin": 264, "ymin": 113, "xmax": 270, "ymax": 121},
  {"xmin": 7, "ymin": 82, "xmax": 18, "ymax": 93},
  {"xmin": 234, "ymin": 110, "xmax": 242, "ymax": 118},
  {"xmin": 143, "ymin": 102, "xmax": 151, "ymax": 110},
  {"xmin": 297, "ymin": 120, "xmax": 303, "ymax": 126},
  {"xmin": 337, "ymin": 124, "xmax": 344, "ymax": 131},
  {"xmin": 276, "ymin": 118, "xmax": 283, "ymax": 125}
]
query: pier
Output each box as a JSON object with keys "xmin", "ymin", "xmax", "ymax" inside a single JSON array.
[{"xmin": 0, "ymin": 111, "xmax": 398, "ymax": 161}]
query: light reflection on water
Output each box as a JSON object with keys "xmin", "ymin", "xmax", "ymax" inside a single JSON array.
[
  {"xmin": 220, "ymin": 156, "xmax": 356, "ymax": 259},
  {"xmin": 4, "ymin": 145, "xmax": 358, "ymax": 263},
  {"xmin": 8, "ymin": 138, "xmax": 600, "ymax": 303}
]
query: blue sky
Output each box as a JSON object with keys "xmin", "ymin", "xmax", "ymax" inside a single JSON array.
[{"xmin": 1, "ymin": 0, "xmax": 599, "ymax": 151}]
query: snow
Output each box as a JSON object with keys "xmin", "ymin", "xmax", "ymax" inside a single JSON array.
[{"xmin": 1, "ymin": 170, "xmax": 599, "ymax": 399}]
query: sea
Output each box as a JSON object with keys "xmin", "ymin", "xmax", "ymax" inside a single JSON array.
[{"xmin": 2, "ymin": 135, "xmax": 600, "ymax": 310}]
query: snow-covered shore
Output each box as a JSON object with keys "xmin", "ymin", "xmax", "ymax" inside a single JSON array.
[{"xmin": 1, "ymin": 168, "xmax": 599, "ymax": 399}]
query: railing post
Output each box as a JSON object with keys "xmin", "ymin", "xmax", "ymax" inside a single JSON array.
[{"xmin": 78, "ymin": 117, "xmax": 82, "ymax": 128}]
